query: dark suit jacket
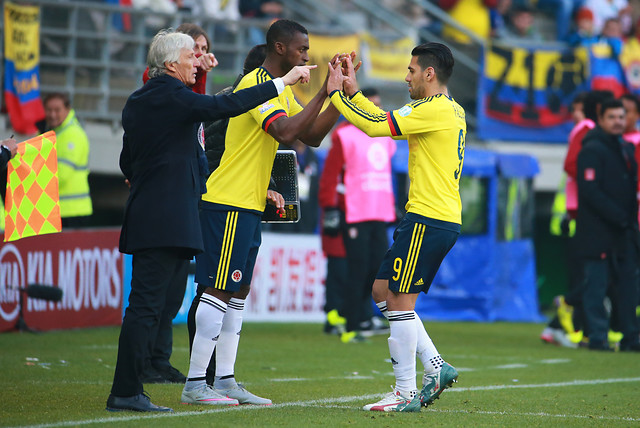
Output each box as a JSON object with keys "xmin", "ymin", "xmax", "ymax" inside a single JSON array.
[
  {"xmin": 576, "ymin": 126, "xmax": 638, "ymax": 259},
  {"xmin": 119, "ymin": 74, "xmax": 279, "ymax": 255}
]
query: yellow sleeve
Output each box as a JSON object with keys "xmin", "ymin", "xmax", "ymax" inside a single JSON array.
[
  {"xmin": 236, "ymin": 72, "xmax": 288, "ymax": 132},
  {"xmin": 328, "ymin": 90, "xmax": 394, "ymax": 137}
]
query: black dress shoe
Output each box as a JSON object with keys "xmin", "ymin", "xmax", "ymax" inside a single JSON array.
[
  {"xmin": 140, "ymin": 366, "xmax": 171, "ymax": 384},
  {"xmin": 155, "ymin": 365, "xmax": 187, "ymax": 384},
  {"xmin": 106, "ymin": 393, "xmax": 173, "ymax": 412}
]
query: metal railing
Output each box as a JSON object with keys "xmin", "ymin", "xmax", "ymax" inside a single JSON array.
[
  {"xmin": 1, "ymin": 0, "xmax": 348, "ymax": 127},
  {"xmin": 2, "ymin": 0, "xmax": 558, "ymax": 130}
]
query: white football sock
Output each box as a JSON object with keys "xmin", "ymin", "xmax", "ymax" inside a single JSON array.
[
  {"xmin": 376, "ymin": 301, "xmax": 388, "ymax": 318},
  {"xmin": 414, "ymin": 311, "xmax": 442, "ymax": 373},
  {"xmin": 186, "ymin": 294, "xmax": 227, "ymax": 386},
  {"xmin": 387, "ymin": 310, "xmax": 418, "ymax": 398},
  {"xmin": 215, "ymin": 297, "xmax": 244, "ymax": 380}
]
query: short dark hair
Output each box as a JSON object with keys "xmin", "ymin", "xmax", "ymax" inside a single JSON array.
[
  {"xmin": 43, "ymin": 92, "xmax": 70, "ymax": 109},
  {"xmin": 243, "ymin": 44, "xmax": 267, "ymax": 75},
  {"xmin": 620, "ymin": 93, "xmax": 640, "ymax": 113},
  {"xmin": 572, "ymin": 91, "xmax": 588, "ymax": 105},
  {"xmin": 266, "ymin": 19, "xmax": 308, "ymax": 52},
  {"xmin": 584, "ymin": 90, "xmax": 613, "ymax": 122},
  {"xmin": 176, "ymin": 23, "xmax": 210, "ymax": 53},
  {"xmin": 599, "ymin": 98, "xmax": 624, "ymax": 116},
  {"xmin": 410, "ymin": 42, "xmax": 454, "ymax": 84},
  {"xmin": 361, "ymin": 87, "xmax": 379, "ymax": 98}
]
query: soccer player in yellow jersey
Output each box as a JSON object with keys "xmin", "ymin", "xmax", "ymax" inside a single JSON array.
[
  {"xmin": 183, "ymin": 20, "xmax": 345, "ymax": 406},
  {"xmin": 327, "ymin": 43, "xmax": 465, "ymax": 412}
]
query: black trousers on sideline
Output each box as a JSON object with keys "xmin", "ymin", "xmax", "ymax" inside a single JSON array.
[
  {"xmin": 110, "ymin": 248, "xmax": 189, "ymax": 397},
  {"xmin": 342, "ymin": 221, "xmax": 389, "ymax": 332},
  {"xmin": 582, "ymin": 241, "xmax": 640, "ymax": 348},
  {"xmin": 324, "ymin": 256, "xmax": 347, "ymax": 314},
  {"xmin": 149, "ymin": 261, "xmax": 189, "ymax": 371}
]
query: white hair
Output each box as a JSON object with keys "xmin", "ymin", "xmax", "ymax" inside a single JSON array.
[{"xmin": 147, "ymin": 29, "xmax": 195, "ymax": 78}]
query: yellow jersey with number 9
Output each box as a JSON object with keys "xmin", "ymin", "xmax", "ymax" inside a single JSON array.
[{"xmin": 329, "ymin": 91, "xmax": 466, "ymax": 224}]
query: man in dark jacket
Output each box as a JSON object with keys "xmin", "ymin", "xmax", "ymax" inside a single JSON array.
[
  {"xmin": 576, "ymin": 98, "xmax": 640, "ymax": 352},
  {"xmin": 106, "ymin": 29, "xmax": 314, "ymax": 413}
]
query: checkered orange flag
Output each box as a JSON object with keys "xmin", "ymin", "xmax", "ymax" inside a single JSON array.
[{"xmin": 4, "ymin": 131, "xmax": 61, "ymax": 242}]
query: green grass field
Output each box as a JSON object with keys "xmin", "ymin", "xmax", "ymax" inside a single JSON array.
[{"xmin": 1, "ymin": 322, "xmax": 639, "ymax": 427}]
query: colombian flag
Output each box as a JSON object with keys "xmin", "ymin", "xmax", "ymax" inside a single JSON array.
[
  {"xmin": 3, "ymin": 2, "xmax": 45, "ymax": 135},
  {"xmin": 477, "ymin": 43, "xmax": 589, "ymax": 143}
]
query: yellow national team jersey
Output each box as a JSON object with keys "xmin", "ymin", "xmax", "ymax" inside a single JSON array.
[
  {"xmin": 329, "ymin": 90, "xmax": 466, "ymax": 224},
  {"xmin": 202, "ymin": 67, "xmax": 303, "ymax": 211}
]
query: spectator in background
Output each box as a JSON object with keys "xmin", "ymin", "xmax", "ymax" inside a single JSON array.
[
  {"xmin": 598, "ymin": 17, "xmax": 624, "ymax": 56},
  {"xmin": 533, "ymin": 0, "xmax": 581, "ymax": 41},
  {"xmin": 40, "ymin": 93, "xmax": 93, "ymax": 228},
  {"xmin": 621, "ymin": 93, "xmax": 640, "ymax": 144},
  {"xmin": 441, "ymin": 0, "xmax": 497, "ymax": 44},
  {"xmin": 320, "ymin": 87, "xmax": 396, "ymax": 344},
  {"xmin": 583, "ymin": 0, "xmax": 632, "ymax": 35},
  {"xmin": 240, "ymin": 0, "xmax": 284, "ymax": 46},
  {"xmin": 490, "ymin": 0, "xmax": 511, "ymax": 39},
  {"xmin": 502, "ymin": 4, "xmax": 542, "ymax": 41},
  {"xmin": 570, "ymin": 91, "xmax": 587, "ymax": 123},
  {"xmin": 576, "ymin": 98, "xmax": 640, "ymax": 352},
  {"xmin": 566, "ymin": 7, "xmax": 599, "ymax": 46}
]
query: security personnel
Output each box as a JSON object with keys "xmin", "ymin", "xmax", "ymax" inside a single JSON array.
[
  {"xmin": 576, "ymin": 98, "xmax": 640, "ymax": 352},
  {"xmin": 42, "ymin": 93, "xmax": 92, "ymax": 227}
]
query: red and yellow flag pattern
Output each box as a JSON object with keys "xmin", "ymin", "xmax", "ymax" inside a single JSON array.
[{"xmin": 4, "ymin": 131, "xmax": 61, "ymax": 242}]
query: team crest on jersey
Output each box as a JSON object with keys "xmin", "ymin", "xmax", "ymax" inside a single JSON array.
[
  {"xmin": 259, "ymin": 102, "xmax": 274, "ymax": 114},
  {"xmin": 198, "ymin": 123, "xmax": 205, "ymax": 150},
  {"xmin": 231, "ymin": 269, "xmax": 243, "ymax": 282},
  {"xmin": 397, "ymin": 105, "xmax": 412, "ymax": 117}
]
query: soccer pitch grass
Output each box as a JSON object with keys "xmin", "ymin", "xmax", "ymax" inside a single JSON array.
[{"xmin": 1, "ymin": 322, "xmax": 639, "ymax": 427}]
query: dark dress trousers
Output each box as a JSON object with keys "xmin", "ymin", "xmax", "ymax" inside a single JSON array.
[{"xmin": 111, "ymin": 74, "xmax": 279, "ymax": 397}]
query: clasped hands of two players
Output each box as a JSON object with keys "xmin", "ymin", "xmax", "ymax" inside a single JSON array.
[
  {"xmin": 327, "ymin": 53, "xmax": 360, "ymax": 96},
  {"xmin": 281, "ymin": 52, "xmax": 361, "ymax": 91}
]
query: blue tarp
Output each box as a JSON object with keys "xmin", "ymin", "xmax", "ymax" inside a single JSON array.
[{"xmin": 415, "ymin": 148, "xmax": 544, "ymax": 322}]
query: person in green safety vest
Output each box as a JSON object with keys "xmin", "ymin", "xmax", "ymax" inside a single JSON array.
[
  {"xmin": 549, "ymin": 174, "xmax": 576, "ymax": 238},
  {"xmin": 41, "ymin": 93, "xmax": 93, "ymax": 228}
]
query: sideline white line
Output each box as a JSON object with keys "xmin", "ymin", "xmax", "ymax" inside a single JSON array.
[
  {"xmin": 306, "ymin": 404, "xmax": 640, "ymax": 422},
  {"xmin": 426, "ymin": 408, "xmax": 640, "ymax": 422},
  {"xmin": 13, "ymin": 376, "xmax": 640, "ymax": 428}
]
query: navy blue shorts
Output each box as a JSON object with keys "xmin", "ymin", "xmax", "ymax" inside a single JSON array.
[
  {"xmin": 377, "ymin": 213, "xmax": 459, "ymax": 294},
  {"xmin": 195, "ymin": 204, "xmax": 262, "ymax": 292}
]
